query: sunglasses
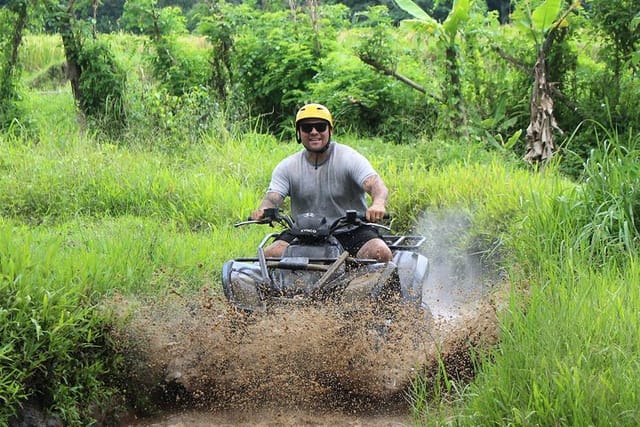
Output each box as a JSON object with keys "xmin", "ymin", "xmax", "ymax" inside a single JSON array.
[{"xmin": 299, "ymin": 122, "xmax": 329, "ymax": 133}]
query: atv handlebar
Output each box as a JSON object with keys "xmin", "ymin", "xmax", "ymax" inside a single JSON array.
[
  {"xmin": 329, "ymin": 210, "xmax": 391, "ymax": 232},
  {"xmin": 234, "ymin": 209, "xmax": 390, "ymax": 232},
  {"xmin": 234, "ymin": 208, "xmax": 293, "ymax": 228}
]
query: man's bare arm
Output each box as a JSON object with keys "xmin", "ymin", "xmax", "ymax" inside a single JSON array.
[{"xmin": 362, "ymin": 175, "xmax": 388, "ymax": 222}]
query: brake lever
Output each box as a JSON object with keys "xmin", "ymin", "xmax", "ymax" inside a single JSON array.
[
  {"xmin": 359, "ymin": 212, "xmax": 392, "ymax": 231},
  {"xmin": 332, "ymin": 211, "xmax": 392, "ymax": 231},
  {"xmin": 360, "ymin": 220, "xmax": 391, "ymax": 231}
]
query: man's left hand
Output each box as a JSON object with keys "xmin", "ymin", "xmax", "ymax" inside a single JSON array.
[{"xmin": 366, "ymin": 204, "xmax": 386, "ymax": 223}]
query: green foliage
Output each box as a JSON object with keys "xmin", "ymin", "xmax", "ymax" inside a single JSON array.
[
  {"xmin": 126, "ymin": 85, "xmax": 219, "ymax": 147},
  {"xmin": 122, "ymin": 0, "xmax": 209, "ymax": 97},
  {"xmin": 308, "ymin": 49, "xmax": 437, "ymax": 142},
  {"xmin": 150, "ymin": 37, "xmax": 210, "ymax": 96},
  {"xmin": 0, "ymin": 0, "xmax": 28, "ymax": 131},
  {"xmin": 19, "ymin": 34, "xmax": 65, "ymax": 74},
  {"xmin": 571, "ymin": 126, "xmax": 640, "ymax": 263},
  {"xmin": 391, "ymin": 0, "xmax": 478, "ymax": 136},
  {"xmin": 442, "ymin": 0, "xmax": 472, "ymax": 40},
  {"xmin": 393, "ymin": 0, "xmax": 434, "ymax": 21},
  {"xmin": 0, "ymin": 221, "xmax": 118, "ymax": 425},
  {"xmin": 524, "ymin": 0, "xmax": 563, "ymax": 39},
  {"xmin": 77, "ymin": 39, "xmax": 127, "ymax": 130},
  {"xmin": 304, "ymin": 6, "xmax": 438, "ymax": 140},
  {"xmin": 232, "ymin": 5, "xmax": 348, "ymax": 132},
  {"xmin": 196, "ymin": 1, "xmax": 236, "ymax": 101},
  {"xmin": 353, "ymin": 6, "xmax": 399, "ymax": 71},
  {"xmin": 121, "ymin": 0, "xmax": 188, "ymax": 36},
  {"xmin": 588, "ymin": 0, "xmax": 640, "ymax": 66}
]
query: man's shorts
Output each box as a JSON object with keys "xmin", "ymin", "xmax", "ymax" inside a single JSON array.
[{"xmin": 275, "ymin": 225, "xmax": 382, "ymax": 256}]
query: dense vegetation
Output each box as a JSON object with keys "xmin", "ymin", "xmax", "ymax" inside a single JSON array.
[{"xmin": 1, "ymin": 0, "xmax": 639, "ymax": 425}]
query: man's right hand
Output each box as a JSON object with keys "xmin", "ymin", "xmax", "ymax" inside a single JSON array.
[
  {"xmin": 252, "ymin": 192, "xmax": 285, "ymax": 221},
  {"xmin": 250, "ymin": 209, "xmax": 265, "ymax": 221}
]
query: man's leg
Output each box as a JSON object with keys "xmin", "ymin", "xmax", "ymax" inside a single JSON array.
[
  {"xmin": 263, "ymin": 240, "xmax": 289, "ymax": 258},
  {"xmin": 356, "ymin": 237, "xmax": 392, "ymax": 262}
]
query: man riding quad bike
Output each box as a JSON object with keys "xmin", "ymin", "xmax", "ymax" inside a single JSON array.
[
  {"xmin": 222, "ymin": 209, "xmax": 430, "ymax": 314},
  {"xmin": 223, "ymin": 103, "xmax": 430, "ymax": 314}
]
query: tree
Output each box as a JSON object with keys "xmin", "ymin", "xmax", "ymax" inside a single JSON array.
[
  {"xmin": 0, "ymin": 0, "xmax": 29, "ymax": 129},
  {"xmin": 197, "ymin": 0, "xmax": 236, "ymax": 101},
  {"xmin": 588, "ymin": 0, "xmax": 640, "ymax": 72},
  {"xmin": 512, "ymin": 0, "xmax": 580, "ymax": 164}
]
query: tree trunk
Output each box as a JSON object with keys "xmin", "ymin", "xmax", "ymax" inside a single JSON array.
[
  {"xmin": 54, "ymin": 0, "xmax": 83, "ymax": 108},
  {"xmin": 523, "ymin": 3, "xmax": 579, "ymax": 164},
  {"xmin": 1, "ymin": 0, "xmax": 28, "ymax": 101},
  {"xmin": 524, "ymin": 54, "xmax": 562, "ymax": 163}
]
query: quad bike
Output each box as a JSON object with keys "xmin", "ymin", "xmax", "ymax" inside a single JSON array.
[{"xmin": 221, "ymin": 209, "xmax": 431, "ymax": 316}]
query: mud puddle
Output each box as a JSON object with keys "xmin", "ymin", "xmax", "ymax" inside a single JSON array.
[
  {"xmin": 108, "ymin": 281, "xmax": 502, "ymax": 427},
  {"xmin": 126, "ymin": 407, "xmax": 411, "ymax": 426}
]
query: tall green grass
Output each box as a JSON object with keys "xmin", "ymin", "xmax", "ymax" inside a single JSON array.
[
  {"xmin": 0, "ymin": 132, "xmax": 285, "ymax": 228},
  {"xmin": 19, "ymin": 35, "xmax": 65, "ymax": 74},
  {"xmin": 431, "ymin": 127, "xmax": 640, "ymax": 426},
  {"xmin": 461, "ymin": 260, "xmax": 640, "ymax": 426},
  {"xmin": 0, "ymin": 219, "xmax": 116, "ymax": 424}
]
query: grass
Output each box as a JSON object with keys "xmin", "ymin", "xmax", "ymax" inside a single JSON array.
[
  {"xmin": 0, "ymin": 116, "xmax": 560, "ymax": 424},
  {"xmin": 3, "ymin": 33, "xmax": 640, "ymax": 426},
  {"xmin": 419, "ymin": 129, "xmax": 640, "ymax": 426},
  {"xmin": 457, "ymin": 259, "xmax": 640, "ymax": 426}
]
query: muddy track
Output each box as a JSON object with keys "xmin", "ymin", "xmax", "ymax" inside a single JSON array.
[
  {"xmin": 108, "ymin": 279, "xmax": 503, "ymax": 426},
  {"xmin": 109, "ymin": 213, "xmax": 506, "ymax": 426}
]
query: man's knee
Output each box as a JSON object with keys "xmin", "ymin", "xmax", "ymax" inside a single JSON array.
[
  {"xmin": 264, "ymin": 240, "xmax": 289, "ymax": 258},
  {"xmin": 357, "ymin": 238, "xmax": 392, "ymax": 262}
]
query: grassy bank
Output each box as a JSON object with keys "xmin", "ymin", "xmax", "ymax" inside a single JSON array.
[{"xmin": 417, "ymin": 131, "xmax": 640, "ymax": 425}]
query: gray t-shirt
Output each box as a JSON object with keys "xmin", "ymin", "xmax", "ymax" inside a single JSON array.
[{"xmin": 267, "ymin": 142, "xmax": 377, "ymax": 224}]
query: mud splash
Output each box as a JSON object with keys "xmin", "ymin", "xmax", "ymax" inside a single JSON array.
[
  {"xmin": 110, "ymin": 209, "xmax": 506, "ymax": 426},
  {"xmin": 108, "ymin": 285, "xmax": 502, "ymax": 426}
]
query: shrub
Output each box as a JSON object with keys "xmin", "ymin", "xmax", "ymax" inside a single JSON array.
[
  {"xmin": 78, "ymin": 39, "xmax": 127, "ymax": 132},
  {"xmin": 0, "ymin": 221, "xmax": 118, "ymax": 425}
]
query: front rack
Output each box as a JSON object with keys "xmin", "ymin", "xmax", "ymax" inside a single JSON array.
[{"xmin": 382, "ymin": 235, "xmax": 426, "ymax": 250}]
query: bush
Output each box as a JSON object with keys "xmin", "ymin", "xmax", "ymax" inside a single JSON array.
[
  {"xmin": 231, "ymin": 5, "xmax": 347, "ymax": 133},
  {"xmin": 0, "ymin": 221, "xmax": 118, "ymax": 425},
  {"xmin": 78, "ymin": 39, "xmax": 127, "ymax": 132}
]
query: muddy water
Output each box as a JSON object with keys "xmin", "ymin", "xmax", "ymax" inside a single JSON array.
[{"xmin": 109, "ymin": 277, "xmax": 503, "ymax": 427}]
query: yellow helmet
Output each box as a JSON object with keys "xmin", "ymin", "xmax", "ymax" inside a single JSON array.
[{"xmin": 295, "ymin": 103, "xmax": 334, "ymax": 128}]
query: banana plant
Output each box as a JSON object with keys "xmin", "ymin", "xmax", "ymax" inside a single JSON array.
[
  {"xmin": 516, "ymin": 0, "xmax": 581, "ymax": 163},
  {"xmin": 512, "ymin": 0, "xmax": 564, "ymax": 49}
]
